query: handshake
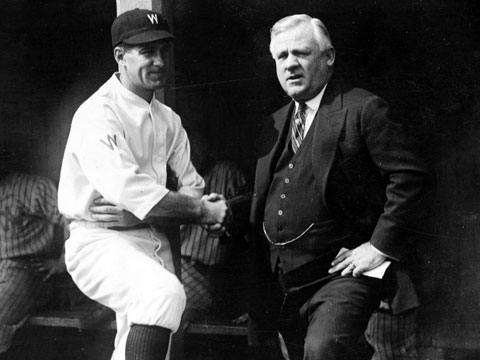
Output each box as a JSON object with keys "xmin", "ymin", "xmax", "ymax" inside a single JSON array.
[
  {"xmin": 199, "ymin": 192, "xmax": 232, "ymax": 237},
  {"xmin": 89, "ymin": 191, "xmax": 232, "ymax": 236}
]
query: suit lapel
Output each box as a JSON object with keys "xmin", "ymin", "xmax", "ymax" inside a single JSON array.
[
  {"xmin": 254, "ymin": 81, "xmax": 346, "ymax": 219},
  {"xmin": 311, "ymin": 82, "xmax": 347, "ymax": 196},
  {"xmin": 255, "ymin": 102, "xmax": 294, "ymax": 192}
]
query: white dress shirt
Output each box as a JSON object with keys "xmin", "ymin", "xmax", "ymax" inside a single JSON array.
[{"xmin": 294, "ymin": 84, "xmax": 327, "ymax": 135}]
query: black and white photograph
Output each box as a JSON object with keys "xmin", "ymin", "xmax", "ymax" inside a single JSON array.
[{"xmin": 1, "ymin": 1, "xmax": 480, "ymax": 359}]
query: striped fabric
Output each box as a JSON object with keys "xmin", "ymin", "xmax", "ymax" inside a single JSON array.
[
  {"xmin": 0, "ymin": 259, "xmax": 50, "ymax": 352},
  {"xmin": 180, "ymin": 258, "xmax": 212, "ymax": 314},
  {"xmin": 291, "ymin": 102, "xmax": 307, "ymax": 153},
  {"xmin": 365, "ymin": 308, "xmax": 418, "ymax": 360},
  {"xmin": 180, "ymin": 161, "xmax": 247, "ymax": 265},
  {"xmin": 0, "ymin": 173, "xmax": 67, "ymax": 259},
  {"xmin": 0, "ymin": 174, "xmax": 67, "ymax": 353},
  {"xmin": 180, "ymin": 161, "xmax": 247, "ymax": 313}
]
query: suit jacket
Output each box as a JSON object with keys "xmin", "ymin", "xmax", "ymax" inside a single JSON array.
[{"xmin": 250, "ymin": 80, "xmax": 430, "ymax": 313}]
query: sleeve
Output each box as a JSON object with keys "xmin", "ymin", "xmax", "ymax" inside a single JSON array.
[
  {"xmin": 34, "ymin": 177, "xmax": 62, "ymax": 225},
  {"xmin": 166, "ymin": 116, "xmax": 204, "ymax": 200},
  {"xmin": 34, "ymin": 176, "xmax": 69, "ymax": 240},
  {"xmin": 360, "ymin": 96, "xmax": 431, "ymax": 259},
  {"xmin": 73, "ymin": 103, "xmax": 168, "ymax": 220}
]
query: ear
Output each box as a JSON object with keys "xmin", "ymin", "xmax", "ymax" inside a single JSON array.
[
  {"xmin": 114, "ymin": 46, "xmax": 125, "ymax": 66},
  {"xmin": 325, "ymin": 46, "xmax": 335, "ymax": 66}
]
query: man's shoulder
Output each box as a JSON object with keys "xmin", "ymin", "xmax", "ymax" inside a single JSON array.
[
  {"xmin": 269, "ymin": 101, "xmax": 293, "ymax": 121},
  {"xmin": 72, "ymin": 78, "xmax": 122, "ymax": 126},
  {"xmin": 79, "ymin": 78, "xmax": 116, "ymax": 108},
  {"xmin": 342, "ymin": 86, "xmax": 379, "ymax": 105},
  {"xmin": 327, "ymin": 79, "xmax": 378, "ymax": 105}
]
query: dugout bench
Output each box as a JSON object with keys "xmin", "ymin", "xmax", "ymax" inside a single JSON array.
[{"xmin": 26, "ymin": 302, "xmax": 248, "ymax": 360}]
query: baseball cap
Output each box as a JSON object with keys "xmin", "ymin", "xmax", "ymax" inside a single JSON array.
[{"xmin": 111, "ymin": 8, "xmax": 175, "ymax": 48}]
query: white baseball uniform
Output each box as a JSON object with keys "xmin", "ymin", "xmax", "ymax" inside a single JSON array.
[{"xmin": 58, "ymin": 73, "xmax": 204, "ymax": 360}]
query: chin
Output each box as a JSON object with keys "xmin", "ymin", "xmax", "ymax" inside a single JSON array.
[
  {"xmin": 149, "ymin": 82, "xmax": 166, "ymax": 90},
  {"xmin": 286, "ymin": 89, "xmax": 306, "ymax": 100},
  {"xmin": 284, "ymin": 84, "xmax": 304, "ymax": 96}
]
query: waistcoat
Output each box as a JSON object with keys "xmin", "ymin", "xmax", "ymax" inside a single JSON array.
[{"xmin": 263, "ymin": 116, "xmax": 350, "ymax": 273}]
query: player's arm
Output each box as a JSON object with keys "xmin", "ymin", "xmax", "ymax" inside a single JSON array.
[{"xmin": 90, "ymin": 191, "xmax": 227, "ymax": 228}]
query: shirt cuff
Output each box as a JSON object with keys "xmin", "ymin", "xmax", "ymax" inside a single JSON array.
[{"xmin": 370, "ymin": 243, "xmax": 399, "ymax": 261}]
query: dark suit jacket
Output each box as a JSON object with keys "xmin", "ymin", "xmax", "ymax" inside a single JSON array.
[{"xmin": 250, "ymin": 80, "xmax": 430, "ymax": 313}]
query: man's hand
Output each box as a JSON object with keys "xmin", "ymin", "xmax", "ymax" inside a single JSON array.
[
  {"xmin": 30, "ymin": 258, "xmax": 66, "ymax": 282},
  {"xmin": 89, "ymin": 196, "xmax": 142, "ymax": 227},
  {"xmin": 328, "ymin": 242, "xmax": 386, "ymax": 277},
  {"xmin": 199, "ymin": 193, "xmax": 232, "ymax": 237},
  {"xmin": 199, "ymin": 193, "xmax": 228, "ymax": 227}
]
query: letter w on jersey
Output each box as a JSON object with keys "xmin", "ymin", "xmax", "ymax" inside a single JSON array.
[
  {"xmin": 100, "ymin": 134, "xmax": 117, "ymax": 150},
  {"xmin": 147, "ymin": 14, "xmax": 158, "ymax": 24}
]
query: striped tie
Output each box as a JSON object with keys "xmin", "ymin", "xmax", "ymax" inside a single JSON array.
[{"xmin": 291, "ymin": 102, "xmax": 307, "ymax": 153}]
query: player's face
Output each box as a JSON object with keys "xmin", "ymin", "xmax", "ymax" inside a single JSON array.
[
  {"xmin": 119, "ymin": 40, "xmax": 171, "ymax": 99},
  {"xmin": 270, "ymin": 24, "xmax": 334, "ymax": 102}
]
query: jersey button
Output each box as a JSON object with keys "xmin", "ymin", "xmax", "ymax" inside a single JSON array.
[
  {"xmin": 278, "ymin": 210, "xmax": 283, "ymax": 216},
  {"xmin": 280, "ymin": 194, "xmax": 286, "ymax": 199},
  {"xmin": 288, "ymin": 163, "xmax": 294, "ymax": 169},
  {"xmin": 285, "ymin": 178, "xmax": 290, "ymax": 184}
]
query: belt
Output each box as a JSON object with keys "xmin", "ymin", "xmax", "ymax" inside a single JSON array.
[{"xmin": 72, "ymin": 220, "xmax": 151, "ymax": 231}]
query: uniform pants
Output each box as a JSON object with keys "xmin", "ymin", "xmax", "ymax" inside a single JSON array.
[
  {"xmin": 365, "ymin": 308, "xmax": 418, "ymax": 360},
  {"xmin": 65, "ymin": 224, "xmax": 186, "ymax": 360},
  {"xmin": 278, "ymin": 275, "xmax": 384, "ymax": 360},
  {"xmin": 0, "ymin": 259, "xmax": 50, "ymax": 353}
]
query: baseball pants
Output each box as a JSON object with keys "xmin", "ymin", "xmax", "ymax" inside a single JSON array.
[{"xmin": 65, "ymin": 222, "xmax": 186, "ymax": 360}]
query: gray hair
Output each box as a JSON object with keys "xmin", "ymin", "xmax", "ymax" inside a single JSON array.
[{"xmin": 270, "ymin": 14, "xmax": 333, "ymax": 55}]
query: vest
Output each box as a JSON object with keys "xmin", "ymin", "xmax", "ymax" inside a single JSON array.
[{"xmin": 263, "ymin": 115, "xmax": 351, "ymax": 275}]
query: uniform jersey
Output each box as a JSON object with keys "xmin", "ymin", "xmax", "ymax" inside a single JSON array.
[
  {"xmin": 58, "ymin": 73, "xmax": 204, "ymax": 221},
  {"xmin": 0, "ymin": 173, "xmax": 65, "ymax": 259},
  {"xmin": 58, "ymin": 73, "xmax": 203, "ymax": 360},
  {"xmin": 0, "ymin": 173, "xmax": 67, "ymax": 354}
]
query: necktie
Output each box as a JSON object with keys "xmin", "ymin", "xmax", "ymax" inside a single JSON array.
[{"xmin": 291, "ymin": 102, "xmax": 307, "ymax": 153}]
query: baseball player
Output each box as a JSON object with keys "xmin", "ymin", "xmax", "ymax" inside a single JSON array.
[{"xmin": 58, "ymin": 8, "xmax": 227, "ymax": 360}]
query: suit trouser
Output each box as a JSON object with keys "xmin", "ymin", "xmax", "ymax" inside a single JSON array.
[{"xmin": 278, "ymin": 275, "xmax": 384, "ymax": 360}]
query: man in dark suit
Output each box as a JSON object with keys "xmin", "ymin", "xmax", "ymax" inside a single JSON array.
[{"xmin": 249, "ymin": 14, "xmax": 429, "ymax": 360}]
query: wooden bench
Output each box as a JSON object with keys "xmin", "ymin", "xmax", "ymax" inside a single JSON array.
[
  {"xmin": 28, "ymin": 303, "xmax": 248, "ymax": 336},
  {"xmin": 27, "ymin": 302, "xmax": 248, "ymax": 360},
  {"xmin": 27, "ymin": 303, "xmax": 116, "ymax": 331}
]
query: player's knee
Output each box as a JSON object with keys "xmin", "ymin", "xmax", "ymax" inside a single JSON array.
[
  {"xmin": 304, "ymin": 333, "xmax": 337, "ymax": 359},
  {"xmin": 128, "ymin": 276, "xmax": 186, "ymax": 331},
  {"xmin": 146, "ymin": 276, "xmax": 185, "ymax": 312},
  {"xmin": 161, "ymin": 278, "xmax": 186, "ymax": 310}
]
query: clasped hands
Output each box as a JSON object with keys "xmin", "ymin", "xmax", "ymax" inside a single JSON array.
[
  {"xmin": 199, "ymin": 193, "xmax": 231, "ymax": 237},
  {"xmin": 328, "ymin": 242, "xmax": 387, "ymax": 277},
  {"xmin": 89, "ymin": 193, "xmax": 230, "ymax": 237}
]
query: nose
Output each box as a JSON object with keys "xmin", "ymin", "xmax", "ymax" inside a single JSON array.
[
  {"xmin": 153, "ymin": 52, "xmax": 166, "ymax": 67},
  {"xmin": 284, "ymin": 53, "xmax": 299, "ymax": 71}
]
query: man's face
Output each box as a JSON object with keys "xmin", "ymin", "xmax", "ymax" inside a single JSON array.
[
  {"xmin": 270, "ymin": 24, "xmax": 334, "ymax": 102},
  {"xmin": 118, "ymin": 40, "xmax": 171, "ymax": 99}
]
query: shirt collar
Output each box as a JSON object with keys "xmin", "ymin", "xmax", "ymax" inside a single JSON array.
[
  {"xmin": 295, "ymin": 84, "xmax": 328, "ymax": 113},
  {"xmin": 112, "ymin": 73, "xmax": 156, "ymax": 106}
]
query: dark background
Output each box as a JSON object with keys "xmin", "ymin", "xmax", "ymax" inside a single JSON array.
[{"xmin": 1, "ymin": 0, "xmax": 480, "ymax": 353}]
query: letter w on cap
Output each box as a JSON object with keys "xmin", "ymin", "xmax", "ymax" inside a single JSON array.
[{"xmin": 147, "ymin": 14, "xmax": 158, "ymax": 24}]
